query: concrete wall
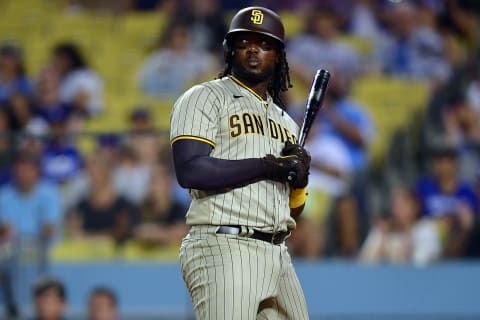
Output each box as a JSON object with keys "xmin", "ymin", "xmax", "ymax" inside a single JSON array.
[{"xmin": 14, "ymin": 260, "xmax": 480, "ymax": 319}]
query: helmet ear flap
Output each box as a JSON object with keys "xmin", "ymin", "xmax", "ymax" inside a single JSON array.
[{"xmin": 222, "ymin": 39, "xmax": 234, "ymax": 62}]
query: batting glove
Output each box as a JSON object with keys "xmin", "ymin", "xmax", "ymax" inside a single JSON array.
[{"xmin": 281, "ymin": 141, "xmax": 310, "ymax": 188}]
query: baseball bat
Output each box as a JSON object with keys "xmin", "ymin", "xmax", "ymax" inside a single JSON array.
[{"xmin": 287, "ymin": 69, "xmax": 330, "ymax": 182}]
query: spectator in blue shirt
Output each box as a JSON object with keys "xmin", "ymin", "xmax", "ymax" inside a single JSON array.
[
  {"xmin": 0, "ymin": 43, "xmax": 31, "ymax": 105},
  {"xmin": 0, "ymin": 152, "xmax": 62, "ymax": 240},
  {"xmin": 0, "ymin": 152, "xmax": 62, "ymax": 319},
  {"xmin": 416, "ymin": 145, "xmax": 478, "ymax": 257},
  {"xmin": 416, "ymin": 146, "xmax": 478, "ymax": 218},
  {"xmin": 316, "ymin": 72, "xmax": 376, "ymax": 172},
  {"xmin": 314, "ymin": 72, "xmax": 376, "ymax": 241},
  {"xmin": 41, "ymin": 105, "xmax": 82, "ymax": 184}
]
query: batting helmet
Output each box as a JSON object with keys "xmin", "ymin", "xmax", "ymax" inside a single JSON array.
[{"xmin": 223, "ymin": 7, "xmax": 285, "ymax": 60}]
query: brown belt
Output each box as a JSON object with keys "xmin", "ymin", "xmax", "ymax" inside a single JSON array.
[{"xmin": 216, "ymin": 226, "xmax": 290, "ymax": 245}]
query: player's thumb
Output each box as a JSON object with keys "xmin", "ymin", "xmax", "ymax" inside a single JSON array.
[{"xmin": 281, "ymin": 140, "xmax": 293, "ymax": 156}]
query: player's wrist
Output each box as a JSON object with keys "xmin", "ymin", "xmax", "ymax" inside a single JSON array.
[
  {"xmin": 262, "ymin": 155, "xmax": 276, "ymax": 180},
  {"xmin": 289, "ymin": 187, "xmax": 307, "ymax": 208}
]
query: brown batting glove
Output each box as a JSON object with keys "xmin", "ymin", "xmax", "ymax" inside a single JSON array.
[
  {"xmin": 281, "ymin": 141, "xmax": 311, "ymax": 168},
  {"xmin": 263, "ymin": 154, "xmax": 303, "ymax": 184},
  {"xmin": 281, "ymin": 141, "xmax": 310, "ymax": 188},
  {"xmin": 291, "ymin": 162, "xmax": 309, "ymax": 188}
]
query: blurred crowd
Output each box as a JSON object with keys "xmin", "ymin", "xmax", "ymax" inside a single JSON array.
[
  {"xmin": 1, "ymin": 0, "xmax": 480, "ymax": 316},
  {"xmin": 282, "ymin": 0, "xmax": 480, "ymax": 264},
  {"xmin": 0, "ymin": 36, "xmax": 188, "ymax": 244},
  {"xmin": 28, "ymin": 276, "xmax": 118, "ymax": 320}
]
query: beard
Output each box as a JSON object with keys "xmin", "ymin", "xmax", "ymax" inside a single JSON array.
[{"xmin": 231, "ymin": 63, "xmax": 275, "ymax": 85}]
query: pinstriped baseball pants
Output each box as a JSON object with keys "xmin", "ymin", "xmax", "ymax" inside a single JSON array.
[{"xmin": 180, "ymin": 226, "xmax": 309, "ymax": 320}]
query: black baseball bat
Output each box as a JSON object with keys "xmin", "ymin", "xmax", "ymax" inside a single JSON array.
[{"xmin": 287, "ymin": 69, "xmax": 330, "ymax": 183}]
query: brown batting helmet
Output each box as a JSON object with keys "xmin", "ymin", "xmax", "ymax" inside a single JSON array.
[{"xmin": 223, "ymin": 7, "xmax": 285, "ymax": 60}]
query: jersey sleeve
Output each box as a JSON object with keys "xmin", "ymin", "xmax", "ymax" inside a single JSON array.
[{"xmin": 170, "ymin": 84, "xmax": 220, "ymax": 148}]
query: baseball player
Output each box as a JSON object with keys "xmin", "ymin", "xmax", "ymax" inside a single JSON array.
[{"xmin": 170, "ymin": 6, "xmax": 310, "ymax": 319}]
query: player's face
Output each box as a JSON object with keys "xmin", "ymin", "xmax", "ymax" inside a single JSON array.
[{"xmin": 231, "ymin": 32, "xmax": 279, "ymax": 84}]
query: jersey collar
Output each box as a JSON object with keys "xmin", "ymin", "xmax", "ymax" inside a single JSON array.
[{"xmin": 230, "ymin": 76, "xmax": 271, "ymax": 106}]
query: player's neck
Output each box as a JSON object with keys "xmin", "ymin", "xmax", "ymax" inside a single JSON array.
[
  {"xmin": 248, "ymin": 82, "xmax": 268, "ymax": 101},
  {"xmin": 231, "ymin": 73, "xmax": 269, "ymax": 100}
]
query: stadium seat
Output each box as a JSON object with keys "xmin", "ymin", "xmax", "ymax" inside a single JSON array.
[
  {"xmin": 351, "ymin": 75, "xmax": 429, "ymax": 164},
  {"xmin": 119, "ymin": 12, "xmax": 167, "ymax": 49},
  {"xmin": 338, "ymin": 35, "xmax": 372, "ymax": 58},
  {"xmin": 122, "ymin": 240, "xmax": 180, "ymax": 261},
  {"xmin": 51, "ymin": 238, "xmax": 117, "ymax": 261},
  {"xmin": 280, "ymin": 11, "xmax": 303, "ymax": 39}
]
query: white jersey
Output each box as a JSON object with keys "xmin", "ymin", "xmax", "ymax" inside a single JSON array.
[{"xmin": 170, "ymin": 76, "xmax": 299, "ymax": 232}]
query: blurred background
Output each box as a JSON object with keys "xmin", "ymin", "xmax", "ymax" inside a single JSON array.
[{"xmin": 0, "ymin": 0, "xmax": 479, "ymax": 319}]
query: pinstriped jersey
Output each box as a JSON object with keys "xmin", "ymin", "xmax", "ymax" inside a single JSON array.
[{"xmin": 170, "ymin": 76, "xmax": 299, "ymax": 233}]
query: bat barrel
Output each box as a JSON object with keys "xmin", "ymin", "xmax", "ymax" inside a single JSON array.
[
  {"xmin": 288, "ymin": 69, "xmax": 330, "ymax": 182},
  {"xmin": 309, "ymin": 70, "xmax": 330, "ymax": 100},
  {"xmin": 298, "ymin": 69, "xmax": 330, "ymax": 147}
]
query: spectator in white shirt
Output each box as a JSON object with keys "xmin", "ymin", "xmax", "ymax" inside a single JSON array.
[
  {"xmin": 51, "ymin": 43, "xmax": 103, "ymax": 116},
  {"xmin": 138, "ymin": 20, "xmax": 217, "ymax": 99},
  {"xmin": 360, "ymin": 187, "xmax": 441, "ymax": 265},
  {"xmin": 287, "ymin": 4, "xmax": 362, "ymax": 85},
  {"xmin": 113, "ymin": 146, "xmax": 151, "ymax": 206},
  {"xmin": 374, "ymin": 1, "xmax": 451, "ymax": 82}
]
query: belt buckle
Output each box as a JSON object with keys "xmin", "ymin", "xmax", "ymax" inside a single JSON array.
[
  {"xmin": 271, "ymin": 231, "xmax": 290, "ymax": 245},
  {"xmin": 240, "ymin": 226, "xmax": 253, "ymax": 237}
]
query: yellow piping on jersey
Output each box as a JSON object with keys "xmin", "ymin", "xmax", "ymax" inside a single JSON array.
[
  {"xmin": 171, "ymin": 135, "xmax": 216, "ymax": 147},
  {"xmin": 230, "ymin": 76, "xmax": 269, "ymax": 106}
]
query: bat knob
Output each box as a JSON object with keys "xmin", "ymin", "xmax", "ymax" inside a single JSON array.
[{"xmin": 287, "ymin": 171, "xmax": 297, "ymax": 182}]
